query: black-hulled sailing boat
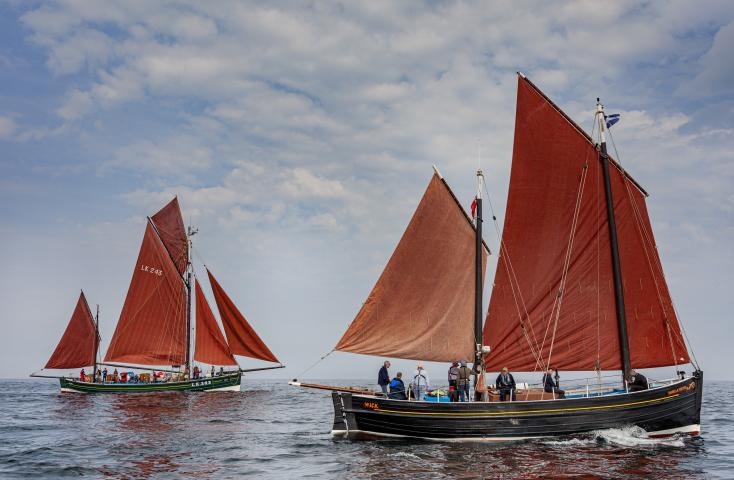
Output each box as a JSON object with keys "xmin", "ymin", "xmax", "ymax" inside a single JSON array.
[
  {"xmin": 294, "ymin": 74, "xmax": 702, "ymax": 440},
  {"xmin": 34, "ymin": 198, "xmax": 282, "ymax": 393}
]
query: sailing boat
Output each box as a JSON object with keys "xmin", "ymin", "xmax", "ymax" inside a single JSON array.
[
  {"xmin": 293, "ymin": 73, "xmax": 702, "ymax": 440},
  {"xmin": 35, "ymin": 198, "xmax": 283, "ymax": 393}
]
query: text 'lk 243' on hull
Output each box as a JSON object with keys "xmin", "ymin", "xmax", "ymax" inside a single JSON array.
[
  {"xmin": 331, "ymin": 373, "xmax": 702, "ymax": 441},
  {"xmin": 59, "ymin": 371, "xmax": 242, "ymax": 393}
]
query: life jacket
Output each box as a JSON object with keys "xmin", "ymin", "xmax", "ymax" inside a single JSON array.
[{"xmin": 389, "ymin": 378, "xmax": 404, "ymax": 391}]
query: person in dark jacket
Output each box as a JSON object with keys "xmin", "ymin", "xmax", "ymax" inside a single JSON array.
[
  {"xmin": 388, "ymin": 372, "xmax": 407, "ymax": 400},
  {"xmin": 378, "ymin": 361, "xmax": 391, "ymax": 395},
  {"xmin": 628, "ymin": 370, "xmax": 649, "ymax": 392},
  {"xmin": 542, "ymin": 368, "xmax": 565, "ymax": 398},
  {"xmin": 495, "ymin": 367, "xmax": 516, "ymax": 401}
]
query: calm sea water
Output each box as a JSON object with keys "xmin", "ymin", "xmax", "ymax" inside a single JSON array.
[{"xmin": 0, "ymin": 378, "xmax": 731, "ymax": 479}]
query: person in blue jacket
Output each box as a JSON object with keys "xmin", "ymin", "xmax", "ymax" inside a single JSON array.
[
  {"xmin": 388, "ymin": 372, "xmax": 407, "ymax": 400},
  {"xmin": 377, "ymin": 361, "xmax": 391, "ymax": 394}
]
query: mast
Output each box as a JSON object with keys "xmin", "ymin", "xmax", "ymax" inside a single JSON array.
[
  {"xmin": 185, "ymin": 224, "xmax": 197, "ymax": 376},
  {"xmin": 93, "ymin": 304, "xmax": 100, "ymax": 379},
  {"xmin": 596, "ymin": 98, "xmax": 632, "ymax": 384},
  {"xmin": 474, "ymin": 168, "xmax": 484, "ymax": 395}
]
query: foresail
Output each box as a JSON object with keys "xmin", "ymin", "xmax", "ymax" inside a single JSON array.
[
  {"xmin": 104, "ymin": 223, "xmax": 187, "ymax": 366},
  {"xmin": 45, "ymin": 291, "xmax": 98, "ymax": 369},
  {"xmin": 151, "ymin": 197, "xmax": 188, "ymax": 276},
  {"xmin": 207, "ymin": 269, "xmax": 279, "ymax": 363},
  {"xmin": 335, "ymin": 173, "xmax": 487, "ymax": 363},
  {"xmin": 194, "ymin": 279, "xmax": 237, "ymax": 366},
  {"xmin": 484, "ymin": 75, "xmax": 621, "ymax": 372}
]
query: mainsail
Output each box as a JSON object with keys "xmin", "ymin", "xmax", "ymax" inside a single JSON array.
[
  {"xmin": 207, "ymin": 269, "xmax": 279, "ymax": 363},
  {"xmin": 45, "ymin": 291, "xmax": 98, "ymax": 369},
  {"xmin": 335, "ymin": 173, "xmax": 488, "ymax": 363},
  {"xmin": 104, "ymin": 222, "xmax": 188, "ymax": 366},
  {"xmin": 150, "ymin": 197, "xmax": 188, "ymax": 275},
  {"xmin": 483, "ymin": 75, "xmax": 689, "ymax": 372},
  {"xmin": 194, "ymin": 280, "xmax": 237, "ymax": 366}
]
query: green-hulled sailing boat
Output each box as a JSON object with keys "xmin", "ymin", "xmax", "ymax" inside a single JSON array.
[{"xmin": 33, "ymin": 198, "xmax": 282, "ymax": 393}]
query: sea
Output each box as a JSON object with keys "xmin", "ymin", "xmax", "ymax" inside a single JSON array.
[{"xmin": 0, "ymin": 379, "xmax": 731, "ymax": 479}]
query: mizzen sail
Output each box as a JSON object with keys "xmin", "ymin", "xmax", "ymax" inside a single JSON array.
[
  {"xmin": 335, "ymin": 173, "xmax": 487, "ymax": 363},
  {"xmin": 483, "ymin": 75, "xmax": 688, "ymax": 372},
  {"xmin": 45, "ymin": 291, "xmax": 98, "ymax": 369},
  {"xmin": 207, "ymin": 269, "xmax": 279, "ymax": 363},
  {"xmin": 104, "ymin": 222, "xmax": 187, "ymax": 366},
  {"xmin": 151, "ymin": 197, "xmax": 188, "ymax": 276},
  {"xmin": 194, "ymin": 280, "xmax": 237, "ymax": 366}
]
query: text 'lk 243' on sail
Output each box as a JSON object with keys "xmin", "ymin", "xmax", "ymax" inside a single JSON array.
[
  {"xmin": 292, "ymin": 73, "xmax": 702, "ymax": 441},
  {"xmin": 34, "ymin": 197, "xmax": 283, "ymax": 393}
]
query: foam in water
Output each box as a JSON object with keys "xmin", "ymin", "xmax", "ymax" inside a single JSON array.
[{"xmin": 542, "ymin": 426, "xmax": 686, "ymax": 448}]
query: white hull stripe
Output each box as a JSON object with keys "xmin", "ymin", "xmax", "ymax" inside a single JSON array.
[{"xmin": 332, "ymin": 423, "xmax": 701, "ymax": 442}]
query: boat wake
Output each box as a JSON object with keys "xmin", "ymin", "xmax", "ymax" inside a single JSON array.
[{"xmin": 542, "ymin": 426, "xmax": 686, "ymax": 448}]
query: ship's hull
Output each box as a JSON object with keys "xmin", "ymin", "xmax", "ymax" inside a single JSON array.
[
  {"xmin": 59, "ymin": 372, "xmax": 241, "ymax": 393},
  {"xmin": 331, "ymin": 371, "xmax": 702, "ymax": 441}
]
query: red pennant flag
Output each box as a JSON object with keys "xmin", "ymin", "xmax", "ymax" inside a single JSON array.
[{"xmin": 471, "ymin": 198, "xmax": 477, "ymax": 219}]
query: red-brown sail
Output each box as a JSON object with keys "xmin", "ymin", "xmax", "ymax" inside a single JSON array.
[
  {"xmin": 194, "ymin": 280, "xmax": 237, "ymax": 366},
  {"xmin": 207, "ymin": 269, "xmax": 279, "ymax": 363},
  {"xmin": 611, "ymin": 166, "xmax": 690, "ymax": 367},
  {"xmin": 483, "ymin": 75, "xmax": 689, "ymax": 372},
  {"xmin": 104, "ymin": 223, "xmax": 187, "ymax": 366},
  {"xmin": 151, "ymin": 197, "xmax": 188, "ymax": 275},
  {"xmin": 336, "ymin": 173, "xmax": 487, "ymax": 362},
  {"xmin": 45, "ymin": 291, "xmax": 98, "ymax": 369}
]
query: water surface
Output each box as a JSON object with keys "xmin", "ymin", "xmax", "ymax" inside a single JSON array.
[{"xmin": 0, "ymin": 379, "xmax": 731, "ymax": 478}]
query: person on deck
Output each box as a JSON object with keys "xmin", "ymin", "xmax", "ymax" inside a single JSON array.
[
  {"xmin": 95, "ymin": 370, "xmax": 102, "ymax": 383},
  {"xmin": 113, "ymin": 369, "xmax": 119, "ymax": 383},
  {"xmin": 412, "ymin": 363, "xmax": 429, "ymax": 400},
  {"xmin": 448, "ymin": 361, "xmax": 459, "ymax": 402},
  {"xmin": 628, "ymin": 370, "xmax": 649, "ymax": 392},
  {"xmin": 495, "ymin": 367, "xmax": 516, "ymax": 401},
  {"xmin": 193, "ymin": 366, "xmax": 200, "ymax": 379},
  {"xmin": 210, "ymin": 365, "xmax": 215, "ymax": 378},
  {"xmin": 102, "ymin": 368, "xmax": 108, "ymax": 384},
  {"xmin": 378, "ymin": 361, "xmax": 391, "ymax": 395},
  {"xmin": 457, "ymin": 360, "xmax": 472, "ymax": 402},
  {"xmin": 388, "ymin": 372, "xmax": 407, "ymax": 400},
  {"xmin": 79, "ymin": 369, "xmax": 86, "ymax": 382},
  {"xmin": 219, "ymin": 367, "xmax": 224, "ymax": 376},
  {"xmin": 542, "ymin": 368, "xmax": 565, "ymax": 398}
]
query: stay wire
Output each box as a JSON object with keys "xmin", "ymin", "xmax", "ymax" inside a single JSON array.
[{"xmin": 295, "ymin": 349, "xmax": 335, "ymax": 380}]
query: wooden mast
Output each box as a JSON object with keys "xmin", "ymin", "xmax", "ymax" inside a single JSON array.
[
  {"xmin": 93, "ymin": 304, "xmax": 100, "ymax": 380},
  {"xmin": 185, "ymin": 224, "xmax": 197, "ymax": 377},
  {"xmin": 596, "ymin": 98, "xmax": 632, "ymax": 385},
  {"xmin": 474, "ymin": 168, "xmax": 484, "ymax": 398}
]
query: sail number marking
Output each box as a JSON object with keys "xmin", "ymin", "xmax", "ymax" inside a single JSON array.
[
  {"xmin": 140, "ymin": 265, "xmax": 163, "ymax": 276},
  {"xmin": 667, "ymin": 382, "xmax": 695, "ymax": 395},
  {"xmin": 192, "ymin": 380, "xmax": 211, "ymax": 387},
  {"xmin": 362, "ymin": 402, "xmax": 379, "ymax": 410}
]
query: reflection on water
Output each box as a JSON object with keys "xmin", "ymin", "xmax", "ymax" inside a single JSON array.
[{"xmin": 0, "ymin": 379, "xmax": 730, "ymax": 479}]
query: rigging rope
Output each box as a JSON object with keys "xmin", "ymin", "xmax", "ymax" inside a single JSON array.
[
  {"xmin": 483, "ymin": 182, "xmax": 545, "ymax": 371},
  {"xmin": 294, "ymin": 349, "xmax": 335, "ymax": 380}
]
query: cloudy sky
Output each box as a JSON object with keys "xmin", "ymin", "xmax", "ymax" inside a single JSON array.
[{"xmin": 1, "ymin": 1, "xmax": 732, "ymax": 381}]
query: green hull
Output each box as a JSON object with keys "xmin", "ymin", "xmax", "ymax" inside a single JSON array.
[{"xmin": 59, "ymin": 372, "xmax": 241, "ymax": 393}]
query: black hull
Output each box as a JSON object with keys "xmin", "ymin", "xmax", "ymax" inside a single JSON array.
[
  {"xmin": 59, "ymin": 372, "xmax": 241, "ymax": 393},
  {"xmin": 332, "ymin": 372, "xmax": 702, "ymax": 441}
]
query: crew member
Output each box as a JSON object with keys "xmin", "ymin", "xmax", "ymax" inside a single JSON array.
[
  {"xmin": 495, "ymin": 367, "xmax": 516, "ymax": 401},
  {"xmin": 412, "ymin": 363, "xmax": 429, "ymax": 400},
  {"xmin": 447, "ymin": 361, "xmax": 459, "ymax": 402},
  {"xmin": 542, "ymin": 368, "xmax": 565, "ymax": 398},
  {"xmin": 457, "ymin": 360, "xmax": 472, "ymax": 402},
  {"xmin": 388, "ymin": 372, "xmax": 407, "ymax": 400},
  {"xmin": 628, "ymin": 370, "xmax": 649, "ymax": 392},
  {"xmin": 378, "ymin": 361, "xmax": 391, "ymax": 395}
]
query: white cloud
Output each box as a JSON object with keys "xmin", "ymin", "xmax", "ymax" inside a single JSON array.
[
  {"xmin": 281, "ymin": 168, "xmax": 346, "ymax": 199},
  {"xmin": 0, "ymin": 116, "xmax": 16, "ymax": 138}
]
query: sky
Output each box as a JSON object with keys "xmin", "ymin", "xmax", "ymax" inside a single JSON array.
[{"xmin": 1, "ymin": 1, "xmax": 732, "ymax": 382}]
